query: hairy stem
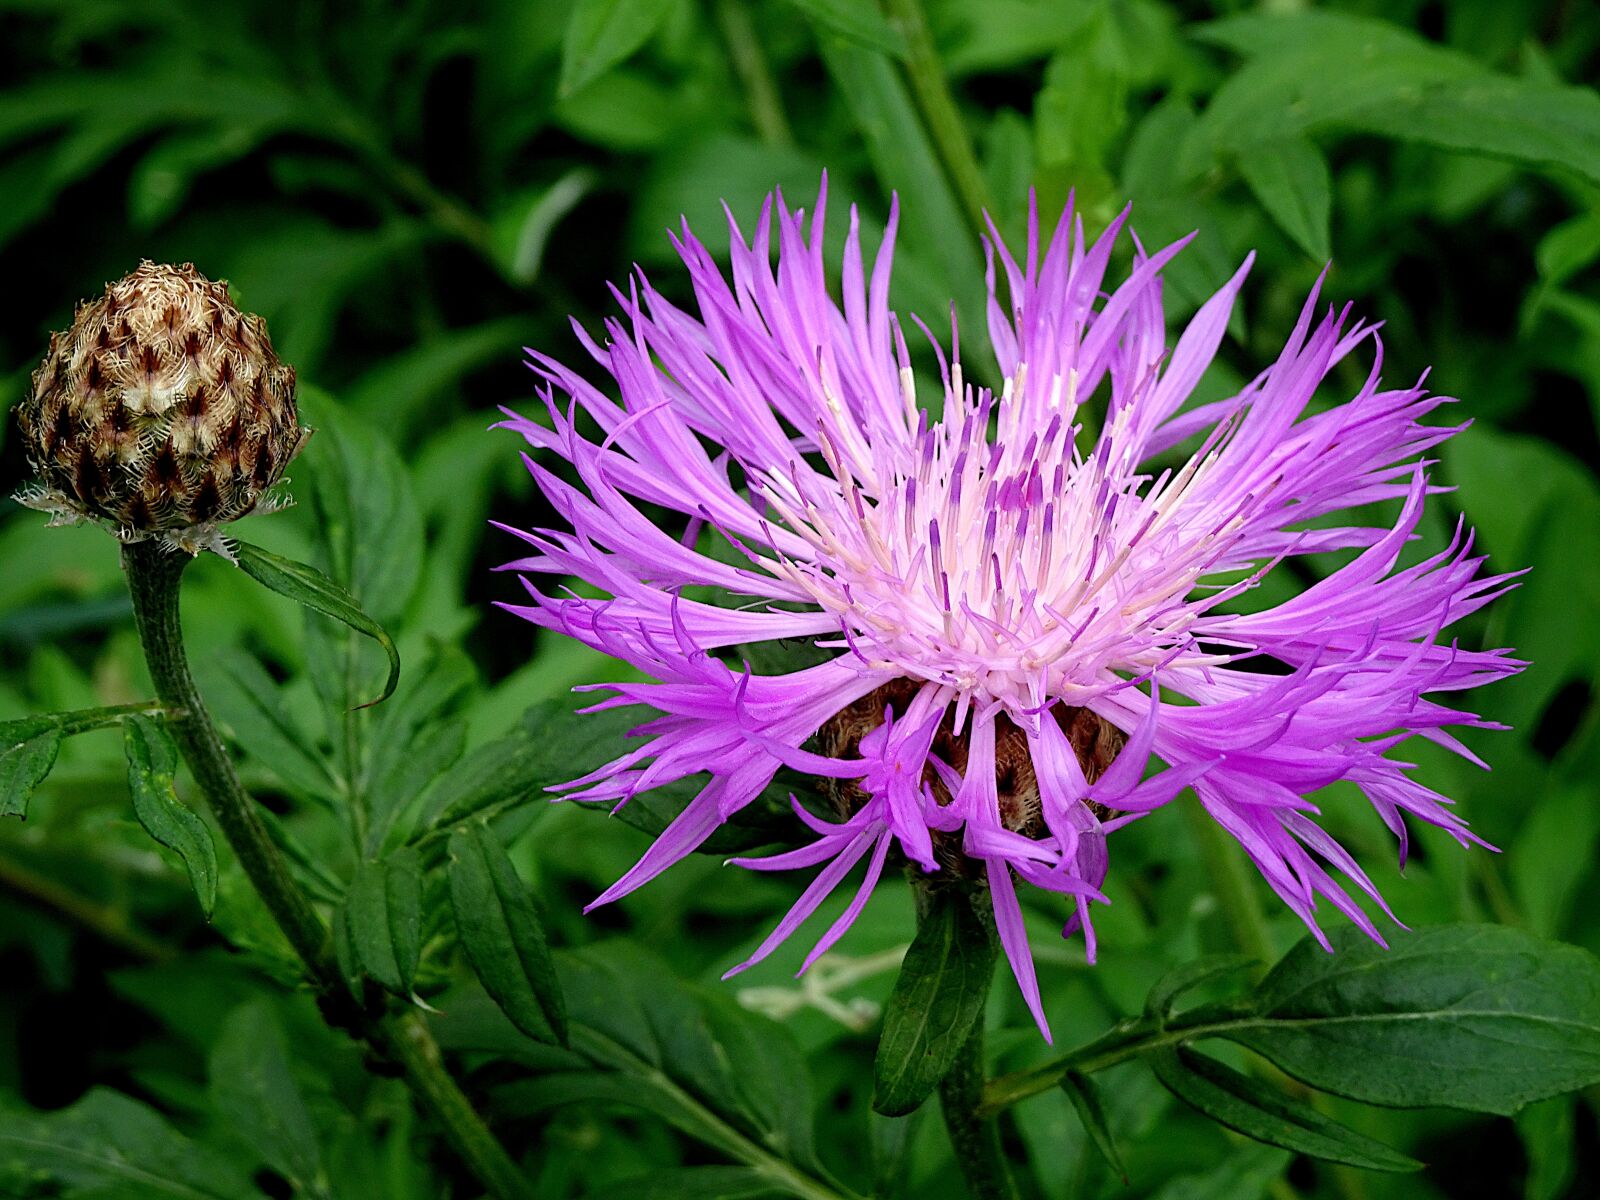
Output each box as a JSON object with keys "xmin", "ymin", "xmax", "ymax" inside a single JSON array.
[
  {"xmin": 940, "ymin": 1019, "xmax": 1019, "ymax": 1200},
  {"xmin": 883, "ymin": 0, "xmax": 993, "ymax": 238},
  {"xmin": 121, "ymin": 541, "xmax": 535, "ymax": 1200}
]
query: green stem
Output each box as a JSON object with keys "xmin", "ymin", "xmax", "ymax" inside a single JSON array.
[
  {"xmin": 121, "ymin": 542, "xmax": 536, "ymax": 1200},
  {"xmin": 713, "ymin": 0, "xmax": 795, "ymax": 147},
  {"xmin": 939, "ymin": 1019, "xmax": 1018, "ymax": 1200},
  {"xmin": 1181, "ymin": 793, "xmax": 1277, "ymax": 969},
  {"xmin": 0, "ymin": 848, "xmax": 175, "ymax": 963},
  {"xmin": 883, "ymin": 0, "xmax": 993, "ymax": 239}
]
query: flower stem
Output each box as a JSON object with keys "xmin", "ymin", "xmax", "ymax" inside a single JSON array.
[
  {"xmin": 883, "ymin": 0, "xmax": 993, "ymax": 239},
  {"xmin": 939, "ymin": 1018, "xmax": 1018, "ymax": 1200},
  {"xmin": 121, "ymin": 541, "xmax": 536, "ymax": 1200},
  {"xmin": 713, "ymin": 0, "xmax": 794, "ymax": 147},
  {"xmin": 1181, "ymin": 793, "xmax": 1277, "ymax": 969}
]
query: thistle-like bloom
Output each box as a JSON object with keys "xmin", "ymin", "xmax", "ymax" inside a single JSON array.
[{"xmin": 497, "ymin": 187, "xmax": 1521, "ymax": 1039}]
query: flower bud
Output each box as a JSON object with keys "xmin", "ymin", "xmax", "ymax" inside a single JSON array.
[{"xmin": 14, "ymin": 261, "xmax": 310, "ymax": 556}]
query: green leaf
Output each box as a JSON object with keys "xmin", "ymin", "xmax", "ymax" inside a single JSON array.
[
  {"xmin": 200, "ymin": 650, "xmax": 339, "ymax": 801},
  {"xmin": 209, "ymin": 1001, "xmax": 325, "ymax": 1192},
  {"xmin": 0, "ymin": 727, "xmax": 61, "ymax": 819},
  {"xmin": 1060, "ymin": 1070, "xmax": 1128, "ymax": 1183},
  {"xmin": 345, "ymin": 849, "xmax": 424, "ymax": 995},
  {"xmin": 586, "ymin": 1166, "xmax": 784, "ymax": 1199},
  {"xmin": 1237, "ymin": 135, "xmax": 1331, "ymax": 261},
  {"xmin": 0, "ymin": 1087, "xmax": 258, "ymax": 1199},
  {"xmin": 1147, "ymin": 1045, "xmax": 1420, "ymax": 1171},
  {"xmin": 448, "ymin": 823, "xmax": 567, "ymax": 1044},
  {"xmin": 124, "ymin": 715, "xmax": 218, "ymax": 917},
  {"xmin": 1221, "ymin": 925, "xmax": 1600, "ymax": 1115},
  {"xmin": 488, "ymin": 170, "xmax": 598, "ymax": 286},
  {"xmin": 1145, "ymin": 954, "xmax": 1258, "ymax": 1022},
  {"xmin": 495, "ymin": 942, "xmax": 825, "ymax": 1178},
  {"xmin": 235, "ymin": 540, "xmax": 401, "ymax": 709},
  {"xmin": 559, "ymin": 0, "xmax": 679, "ymax": 98},
  {"xmin": 873, "ymin": 889, "xmax": 997, "ymax": 1116},
  {"xmin": 780, "ymin": 0, "xmax": 907, "ymax": 57}
]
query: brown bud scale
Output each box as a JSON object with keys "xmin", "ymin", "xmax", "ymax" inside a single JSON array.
[
  {"xmin": 14, "ymin": 261, "xmax": 309, "ymax": 556},
  {"xmin": 818, "ymin": 678, "xmax": 1126, "ymax": 880}
]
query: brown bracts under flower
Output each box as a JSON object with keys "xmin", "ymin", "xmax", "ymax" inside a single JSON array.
[
  {"xmin": 819, "ymin": 679, "xmax": 1127, "ymax": 879},
  {"xmin": 14, "ymin": 261, "xmax": 310, "ymax": 557}
]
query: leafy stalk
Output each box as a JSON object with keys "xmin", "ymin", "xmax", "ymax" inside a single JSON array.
[
  {"xmin": 882, "ymin": 0, "xmax": 993, "ymax": 238},
  {"xmin": 939, "ymin": 1019, "xmax": 1019, "ymax": 1200},
  {"xmin": 121, "ymin": 541, "xmax": 536, "ymax": 1200}
]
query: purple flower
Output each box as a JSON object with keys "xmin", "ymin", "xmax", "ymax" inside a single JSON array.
[{"xmin": 496, "ymin": 185, "xmax": 1522, "ymax": 1040}]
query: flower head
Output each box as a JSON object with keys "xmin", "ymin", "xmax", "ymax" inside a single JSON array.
[
  {"xmin": 497, "ymin": 186, "xmax": 1522, "ymax": 1039},
  {"xmin": 14, "ymin": 261, "xmax": 309, "ymax": 557}
]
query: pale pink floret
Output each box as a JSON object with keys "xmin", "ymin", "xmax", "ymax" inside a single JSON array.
[{"xmin": 496, "ymin": 183, "xmax": 1522, "ymax": 1041}]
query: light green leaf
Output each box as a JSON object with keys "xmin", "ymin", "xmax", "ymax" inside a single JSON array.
[
  {"xmin": 235, "ymin": 540, "xmax": 401, "ymax": 709},
  {"xmin": 559, "ymin": 0, "xmax": 679, "ymax": 98},
  {"xmin": 124, "ymin": 715, "xmax": 217, "ymax": 917},
  {"xmin": 448, "ymin": 823, "xmax": 567, "ymax": 1045},
  {"xmin": 1237, "ymin": 135, "xmax": 1331, "ymax": 261},
  {"xmin": 780, "ymin": 0, "xmax": 906, "ymax": 57}
]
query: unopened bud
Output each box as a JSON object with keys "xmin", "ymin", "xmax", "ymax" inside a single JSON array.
[{"xmin": 14, "ymin": 261, "xmax": 310, "ymax": 557}]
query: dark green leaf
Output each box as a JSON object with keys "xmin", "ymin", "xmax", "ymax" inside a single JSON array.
[
  {"xmin": 1145, "ymin": 954, "xmax": 1257, "ymax": 1022},
  {"xmin": 0, "ymin": 727, "xmax": 61, "ymax": 819},
  {"xmin": 586, "ymin": 1166, "xmax": 783, "ymax": 1199},
  {"xmin": 1060, "ymin": 1070, "xmax": 1128, "ymax": 1183},
  {"xmin": 873, "ymin": 889, "xmax": 996, "ymax": 1116},
  {"xmin": 1237, "ymin": 135, "xmax": 1331, "ymax": 261},
  {"xmin": 200, "ymin": 650, "xmax": 339, "ymax": 801},
  {"xmin": 345, "ymin": 849, "xmax": 423, "ymax": 995},
  {"xmin": 0, "ymin": 1087, "xmax": 258, "ymax": 1199},
  {"xmin": 124, "ymin": 715, "xmax": 217, "ymax": 917},
  {"xmin": 1222, "ymin": 925, "xmax": 1600, "ymax": 1115},
  {"xmin": 209, "ymin": 1000, "xmax": 325, "ymax": 1191},
  {"xmin": 235, "ymin": 540, "xmax": 401, "ymax": 709},
  {"xmin": 448, "ymin": 823, "xmax": 567, "ymax": 1044},
  {"xmin": 1147, "ymin": 1045, "xmax": 1420, "ymax": 1171},
  {"xmin": 559, "ymin": 0, "xmax": 679, "ymax": 98}
]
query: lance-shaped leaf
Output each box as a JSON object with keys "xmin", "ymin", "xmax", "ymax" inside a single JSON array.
[
  {"xmin": 234, "ymin": 539, "xmax": 400, "ymax": 708},
  {"xmin": 344, "ymin": 850, "xmax": 423, "ymax": 995},
  {"xmin": 124, "ymin": 714, "xmax": 217, "ymax": 917},
  {"xmin": 873, "ymin": 889, "xmax": 997, "ymax": 1116},
  {"xmin": 1145, "ymin": 954, "xmax": 1258, "ymax": 1022},
  {"xmin": 1, "ymin": 728, "xmax": 62, "ymax": 819},
  {"xmin": 1060, "ymin": 1070, "xmax": 1128, "ymax": 1183},
  {"xmin": 1220, "ymin": 924, "xmax": 1600, "ymax": 1115},
  {"xmin": 1146, "ymin": 1045, "xmax": 1420, "ymax": 1172},
  {"xmin": 448, "ymin": 823, "xmax": 566, "ymax": 1045}
]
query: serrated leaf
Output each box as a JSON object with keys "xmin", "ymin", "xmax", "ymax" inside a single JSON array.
[
  {"xmin": 1221, "ymin": 924, "xmax": 1600, "ymax": 1115},
  {"xmin": 345, "ymin": 849, "xmax": 423, "ymax": 995},
  {"xmin": 1060, "ymin": 1070, "xmax": 1128, "ymax": 1183},
  {"xmin": 780, "ymin": 0, "xmax": 907, "ymax": 56},
  {"xmin": 0, "ymin": 727, "xmax": 61, "ymax": 819},
  {"xmin": 873, "ymin": 889, "xmax": 997, "ymax": 1116},
  {"xmin": 1147, "ymin": 1045, "xmax": 1420, "ymax": 1171},
  {"xmin": 235, "ymin": 540, "xmax": 400, "ymax": 709},
  {"xmin": 209, "ymin": 1000, "xmax": 325, "ymax": 1191},
  {"xmin": 448, "ymin": 823, "xmax": 566, "ymax": 1044},
  {"xmin": 559, "ymin": 0, "xmax": 678, "ymax": 98},
  {"xmin": 124, "ymin": 715, "xmax": 217, "ymax": 917},
  {"xmin": 1238, "ymin": 135, "xmax": 1330, "ymax": 261}
]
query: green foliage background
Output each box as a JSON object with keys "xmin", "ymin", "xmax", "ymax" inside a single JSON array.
[{"xmin": 1, "ymin": 0, "xmax": 1598, "ymax": 1197}]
